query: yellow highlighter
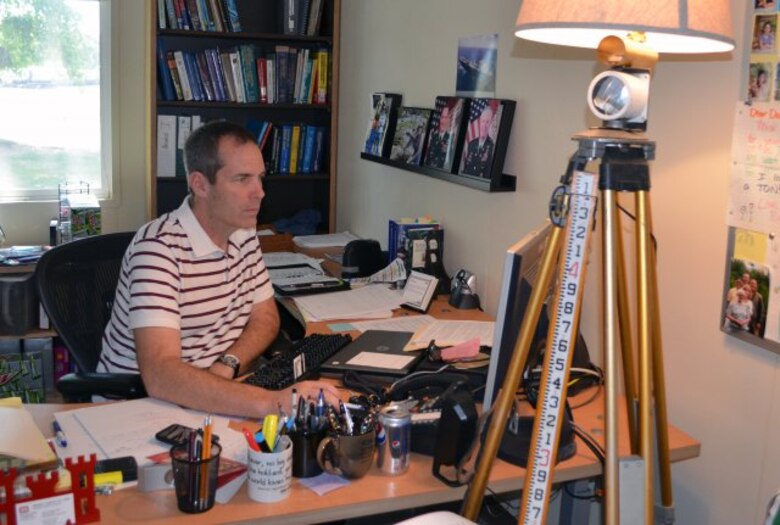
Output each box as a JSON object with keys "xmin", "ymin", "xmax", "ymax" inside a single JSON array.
[{"xmin": 262, "ymin": 415, "xmax": 279, "ymax": 452}]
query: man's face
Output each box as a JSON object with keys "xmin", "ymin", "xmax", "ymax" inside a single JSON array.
[
  {"xmin": 439, "ymin": 107, "xmax": 451, "ymax": 131},
  {"xmin": 478, "ymin": 107, "xmax": 493, "ymax": 137},
  {"xmin": 202, "ymin": 137, "xmax": 265, "ymax": 234}
]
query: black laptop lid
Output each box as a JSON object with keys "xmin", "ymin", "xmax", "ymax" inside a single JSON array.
[{"xmin": 318, "ymin": 330, "xmax": 423, "ymax": 379}]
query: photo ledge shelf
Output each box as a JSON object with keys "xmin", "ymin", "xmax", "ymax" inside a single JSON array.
[{"xmin": 360, "ymin": 153, "xmax": 516, "ymax": 193}]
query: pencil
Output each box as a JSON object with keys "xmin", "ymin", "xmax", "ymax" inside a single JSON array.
[{"xmin": 199, "ymin": 415, "xmax": 212, "ymax": 510}]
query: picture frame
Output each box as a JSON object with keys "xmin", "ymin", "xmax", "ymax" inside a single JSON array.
[
  {"xmin": 457, "ymin": 98, "xmax": 515, "ymax": 186},
  {"xmin": 389, "ymin": 107, "xmax": 432, "ymax": 166},
  {"xmin": 423, "ymin": 96, "xmax": 466, "ymax": 172},
  {"xmin": 363, "ymin": 92, "xmax": 403, "ymax": 158}
]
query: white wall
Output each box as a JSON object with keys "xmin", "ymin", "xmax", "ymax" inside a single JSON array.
[
  {"xmin": 338, "ymin": 1, "xmax": 779, "ymax": 523},
  {"xmin": 0, "ymin": 1, "xmax": 149, "ymax": 245}
]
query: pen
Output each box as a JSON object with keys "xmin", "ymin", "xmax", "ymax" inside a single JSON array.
[{"xmin": 52, "ymin": 420, "xmax": 67, "ymax": 448}]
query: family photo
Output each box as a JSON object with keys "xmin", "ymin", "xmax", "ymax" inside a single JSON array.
[{"xmin": 722, "ymin": 258, "xmax": 770, "ymax": 338}]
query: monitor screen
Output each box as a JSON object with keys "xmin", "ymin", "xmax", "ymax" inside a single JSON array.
[{"xmin": 483, "ymin": 220, "xmax": 554, "ymax": 411}]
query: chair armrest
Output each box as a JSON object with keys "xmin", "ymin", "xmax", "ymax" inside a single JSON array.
[{"xmin": 56, "ymin": 372, "xmax": 147, "ymax": 402}]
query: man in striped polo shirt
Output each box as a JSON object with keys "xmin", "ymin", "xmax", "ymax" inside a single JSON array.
[{"xmin": 98, "ymin": 121, "xmax": 341, "ymax": 417}]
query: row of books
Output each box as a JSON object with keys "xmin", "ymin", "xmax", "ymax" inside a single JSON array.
[
  {"xmin": 260, "ymin": 122, "xmax": 329, "ymax": 175},
  {"xmin": 158, "ymin": 0, "xmax": 241, "ymax": 32},
  {"xmin": 157, "ymin": 42, "xmax": 330, "ymax": 105},
  {"xmin": 156, "ymin": 114, "xmax": 327, "ymax": 178},
  {"xmin": 280, "ymin": 0, "xmax": 326, "ymax": 36}
]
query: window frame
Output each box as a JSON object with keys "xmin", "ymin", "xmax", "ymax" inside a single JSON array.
[{"xmin": 0, "ymin": 0, "xmax": 113, "ymax": 204}]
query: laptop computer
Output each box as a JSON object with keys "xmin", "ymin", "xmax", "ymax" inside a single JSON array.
[{"xmin": 318, "ymin": 330, "xmax": 425, "ymax": 380}]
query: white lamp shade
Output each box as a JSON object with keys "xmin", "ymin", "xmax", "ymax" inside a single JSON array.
[{"xmin": 515, "ymin": 0, "xmax": 734, "ymax": 53}]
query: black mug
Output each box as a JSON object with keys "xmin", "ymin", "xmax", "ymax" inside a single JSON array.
[{"xmin": 291, "ymin": 428, "xmax": 326, "ymax": 478}]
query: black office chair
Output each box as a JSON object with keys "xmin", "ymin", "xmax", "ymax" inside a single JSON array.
[{"xmin": 35, "ymin": 232, "xmax": 146, "ymax": 401}]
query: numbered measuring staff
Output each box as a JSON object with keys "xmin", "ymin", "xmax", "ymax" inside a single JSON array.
[{"xmin": 520, "ymin": 170, "xmax": 598, "ymax": 525}]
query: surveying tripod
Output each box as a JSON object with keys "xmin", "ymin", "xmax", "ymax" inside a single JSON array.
[{"xmin": 462, "ymin": 128, "xmax": 674, "ymax": 524}]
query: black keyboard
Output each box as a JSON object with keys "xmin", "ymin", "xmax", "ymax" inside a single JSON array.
[{"xmin": 244, "ymin": 333, "xmax": 353, "ymax": 390}]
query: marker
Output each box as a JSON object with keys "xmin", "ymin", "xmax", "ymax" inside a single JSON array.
[
  {"xmin": 242, "ymin": 427, "xmax": 260, "ymax": 452},
  {"xmin": 262, "ymin": 415, "xmax": 279, "ymax": 452},
  {"xmin": 52, "ymin": 420, "xmax": 67, "ymax": 448}
]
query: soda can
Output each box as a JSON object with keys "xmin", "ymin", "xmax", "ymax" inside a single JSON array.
[{"xmin": 376, "ymin": 405, "xmax": 411, "ymax": 475}]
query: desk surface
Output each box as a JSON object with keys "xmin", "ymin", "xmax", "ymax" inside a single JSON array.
[{"xmin": 26, "ymin": 388, "xmax": 700, "ymax": 525}]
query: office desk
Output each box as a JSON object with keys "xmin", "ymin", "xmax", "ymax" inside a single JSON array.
[{"xmin": 26, "ymin": 387, "xmax": 699, "ymax": 525}]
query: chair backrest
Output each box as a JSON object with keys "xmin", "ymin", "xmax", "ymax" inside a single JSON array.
[{"xmin": 35, "ymin": 232, "xmax": 135, "ymax": 373}]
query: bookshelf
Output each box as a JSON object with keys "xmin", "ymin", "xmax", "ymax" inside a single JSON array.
[{"xmin": 150, "ymin": 0, "xmax": 340, "ymax": 232}]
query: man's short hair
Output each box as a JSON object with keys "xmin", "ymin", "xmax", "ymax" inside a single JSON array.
[{"xmin": 184, "ymin": 121, "xmax": 257, "ymax": 184}]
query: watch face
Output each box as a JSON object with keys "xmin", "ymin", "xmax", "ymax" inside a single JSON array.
[{"xmin": 219, "ymin": 354, "xmax": 240, "ymax": 376}]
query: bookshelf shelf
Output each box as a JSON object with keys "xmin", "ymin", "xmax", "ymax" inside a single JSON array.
[
  {"xmin": 156, "ymin": 101, "xmax": 331, "ymax": 110},
  {"xmin": 151, "ymin": 0, "xmax": 340, "ymax": 231},
  {"xmin": 360, "ymin": 153, "xmax": 516, "ymax": 193},
  {"xmin": 159, "ymin": 29, "xmax": 333, "ymax": 45}
]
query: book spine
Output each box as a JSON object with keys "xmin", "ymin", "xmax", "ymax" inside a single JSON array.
[
  {"xmin": 224, "ymin": 0, "xmax": 241, "ymax": 32},
  {"xmin": 282, "ymin": 0, "xmax": 296, "ymax": 35},
  {"xmin": 219, "ymin": 50, "xmax": 237, "ymax": 102},
  {"xmin": 185, "ymin": 0, "xmax": 202, "ymax": 31},
  {"xmin": 173, "ymin": 50, "xmax": 193, "ymax": 101},
  {"xmin": 177, "ymin": 0, "xmax": 192, "ymax": 30},
  {"xmin": 239, "ymin": 45, "xmax": 259, "ymax": 103},
  {"xmin": 312, "ymin": 126, "xmax": 326, "ymax": 173},
  {"xmin": 195, "ymin": 51, "xmax": 215, "ymax": 101},
  {"xmin": 164, "ymin": 0, "xmax": 178, "ymax": 29},
  {"xmin": 259, "ymin": 122, "xmax": 274, "ymax": 151},
  {"xmin": 266, "ymin": 57, "xmax": 276, "ymax": 104},
  {"xmin": 176, "ymin": 115, "xmax": 192, "ymax": 176},
  {"xmin": 229, "ymin": 50, "xmax": 246, "ymax": 102},
  {"xmin": 205, "ymin": 48, "xmax": 226, "ymax": 101},
  {"xmin": 157, "ymin": 0, "xmax": 167, "ymax": 29},
  {"xmin": 196, "ymin": 0, "xmax": 212, "ymax": 30},
  {"xmin": 306, "ymin": 0, "xmax": 323, "ymax": 36},
  {"xmin": 275, "ymin": 45, "xmax": 289, "ymax": 104},
  {"xmin": 183, "ymin": 51, "xmax": 204, "ymax": 101},
  {"xmin": 301, "ymin": 124, "xmax": 315, "ymax": 173},
  {"xmin": 157, "ymin": 114, "xmax": 177, "ymax": 178},
  {"xmin": 297, "ymin": 0, "xmax": 310, "ymax": 36},
  {"xmin": 300, "ymin": 52, "xmax": 313, "ymax": 104},
  {"xmin": 293, "ymin": 48, "xmax": 304, "ymax": 103},
  {"xmin": 208, "ymin": 0, "xmax": 225, "ymax": 31},
  {"xmin": 289, "ymin": 124, "xmax": 301, "ymax": 174},
  {"xmin": 316, "ymin": 48, "xmax": 328, "ymax": 104},
  {"xmin": 165, "ymin": 51, "xmax": 184, "ymax": 100},
  {"xmin": 270, "ymin": 127, "xmax": 281, "ymax": 174},
  {"xmin": 280, "ymin": 125, "xmax": 292, "ymax": 173},
  {"xmin": 157, "ymin": 41, "xmax": 176, "ymax": 101},
  {"xmin": 257, "ymin": 57, "xmax": 268, "ymax": 103}
]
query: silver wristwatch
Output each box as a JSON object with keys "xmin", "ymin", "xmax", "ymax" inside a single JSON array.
[{"xmin": 216, "ymin": 354, "xmax": 241, "ymax": 379}]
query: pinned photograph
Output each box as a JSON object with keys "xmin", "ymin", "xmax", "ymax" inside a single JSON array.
[{"xmin": 748, "ymin": 62, "xmax": 772, "ymax": 102}]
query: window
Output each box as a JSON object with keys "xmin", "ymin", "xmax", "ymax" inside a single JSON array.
[{"xmin": 0, "ymin": 0, "xmax": 110, "ymax": 202}]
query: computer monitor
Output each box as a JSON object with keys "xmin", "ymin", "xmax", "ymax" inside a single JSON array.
[
  {"xmin": 483, "ymin": 221, "xmax": 598, "ymax": 411},
  {"xmin": 483, "ymin": 221, "xmax": 553, "ymax": 410}
]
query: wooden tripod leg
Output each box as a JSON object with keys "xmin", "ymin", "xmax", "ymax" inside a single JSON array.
[
  {"xmin": 646, "ymin": 198, "xmax": 674, "ymax": 510},
  {"xmin": 615, "ymin": 202, "xmax": 639, "ymax": 454},
  {"xmin": 461, "ymin": 225, "xmax": 564, "ymax": 521},
  {"xmin": 636, "ymin": 191, "xmax": 655, "ymax": 523}
]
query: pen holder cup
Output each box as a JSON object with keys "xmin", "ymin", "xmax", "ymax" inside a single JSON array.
[
  {"xmin": 291, "ymin": 428, "xmax": 327, "ymax": 478},
  {"xmin": 316, "ymin": 430, "xmax": 376, "ymax": 480},
  {"xmin": 170, "ymin": 442, "xmax": 222, "ymax": 514},
  {"xmin": 247, "ymin": 435, "xmax": 293, "ymax": 503}
]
